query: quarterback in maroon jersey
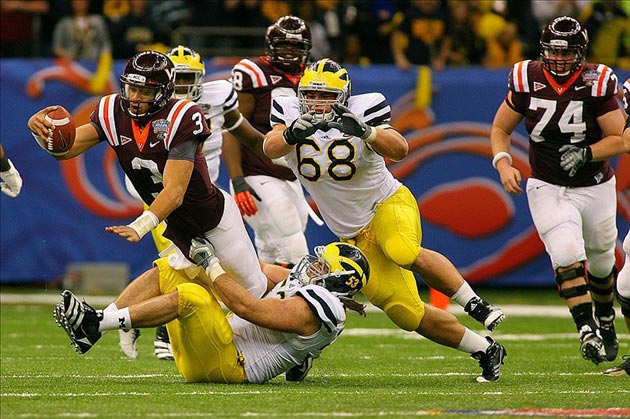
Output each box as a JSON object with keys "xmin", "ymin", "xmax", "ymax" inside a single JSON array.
[
  {"xmin": 222, "ymin": 15, "xmax": 313, "ymax": 269},
  {"xmin": 28, "ymin": 51, "xmax": 269, "ymax": 299},
  {"xmin": 490, "ymin": 17, "xmax": 626, "ymax": 365}
]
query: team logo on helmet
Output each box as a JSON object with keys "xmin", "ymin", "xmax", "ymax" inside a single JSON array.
[{"xmin": 166, "ymin": 45, "xmax": 206, "ymax": 101}]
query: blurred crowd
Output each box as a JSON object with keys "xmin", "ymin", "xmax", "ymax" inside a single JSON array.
[{"xmin": 1, "ymin": 0, "xmax": 629, "ymax": 70}]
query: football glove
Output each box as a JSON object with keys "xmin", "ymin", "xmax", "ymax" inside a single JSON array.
[
  {"xmin": 0, "ymin": 159, "xmax": 23, "ymax": 198},
  {"xmin": 232, "ymin": 176, "xmax": 261, "ymax": 217},
  {"xmin": 328, "ymin": 103, "xmax": 375, "ymax": 141},
  {"xmin": 559, "ymin": 144, "xmax": 592, "ymax": 178},
  {"xmin": 283, "ymin": 112, "xmax": 324, "ymax": 145},
  {"xmin": 189, "ymin": 237, "xmax": 219, "ymax": 271}
]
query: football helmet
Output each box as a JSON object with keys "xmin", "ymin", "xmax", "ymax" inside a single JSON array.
[
  {"xmin": 291, "ymin": 242, "xmax": 369, "ymax": 301},
  {"xmin": 166, "ymin": 45, "xmax": 205, "ymax": 101},
  {"xmin": 540, "ymin": 16, "xmax": 588, "ymax": 78},
  {"xmin": 298, "ymin": 58, "xmax": 351, "ymax": 121},
  {"xmin": 120, "ymin": 50, "xmax": 175, "ymax": 119},
  {"xmin": 265, "ymin": 15, "xmax": 312, "ymax": 73}
]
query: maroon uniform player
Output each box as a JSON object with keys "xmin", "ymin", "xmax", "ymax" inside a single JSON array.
[
  {"xmin": 222, "ymin": 15, "xmax": 313, "ymax": 269},
  {"xmin": 490, "ymin": 17, "xmax": 626, "ymax": 365},
  {"xmin": 28, "ymin": 51, "xmax": 270, "ymax": 301}
]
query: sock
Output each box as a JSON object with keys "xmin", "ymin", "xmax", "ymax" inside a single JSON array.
[
  {"xmin": 103, "ymin": 302, "xmax": 118, "ymax": 312},
  {"xmin": 457, "ymin": 328, "xmax": 490, "ymax": 354},
  {"xmin": 99, "ymin": 308, "xmax": 131, "ymax": 332},
  {"xmin": 569, "ymin": 302, "xmax": 597, "ymax": 332},
  {"xmin": 452, "ymin": 282, "xmax": 478, "ymax": 307}
]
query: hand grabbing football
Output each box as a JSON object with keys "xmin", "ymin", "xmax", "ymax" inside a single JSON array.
[{"xmin": 43, "ymin": 106, "xmax": 75, "ymax": 156}]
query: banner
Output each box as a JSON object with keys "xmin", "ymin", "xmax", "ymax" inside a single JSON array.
[{"xmin": 1, "ymin": 58, "xmax": 628, "ymax": 286}]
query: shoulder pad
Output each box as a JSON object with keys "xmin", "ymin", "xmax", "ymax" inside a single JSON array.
[
  {"xmin": 201, "ymin": 80, "xmax": 238, "ymax": 112},
  {"xmin": 508, "ymin": 60, "xmax": 534, "ymax": 93},
  {"xmin": 582, "ymin": 64, "xmax": 618, "ymax": 98},
  {"xmin": 270, "ymin": 96, "xmax": 299, "ymax": 127},
  {"xmin": 231, "ymin": 58, "xmax": 268, "ymax": 90},
  {"xmin": 296, "ymin": 285, "xmax": 345, "ymax": 334},
  {"xmin": 348, "ymin": 93, "xmax": 391, "ymax": 126}
]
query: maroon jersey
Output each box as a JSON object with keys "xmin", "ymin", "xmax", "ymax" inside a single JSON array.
[
  {"xmin": 623, "ymin": 78, "xmax": 630, "ymax": 115},
  {"xmin": 507, "ymin": 60, "xmax": 619, "ymax": 187},
  {"xmin": 231, "ymin": 56, "xmax": 302, "ymax": 180},
  {"xmin": 90, "ymin": 94, "xmax": 223, "ymax": 254}
]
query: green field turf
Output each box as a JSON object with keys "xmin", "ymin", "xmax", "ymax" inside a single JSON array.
[{"xmin": 1, "ymin": 288, "xmax": 629, "ymax": 418}]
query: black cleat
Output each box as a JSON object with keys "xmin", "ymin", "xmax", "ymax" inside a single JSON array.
[
  {"xmin": 285, "ymin": 355, "xmax": 314, "ymax": 382},
  {"xmin": 471, "ymin": 337, "xmax": 506, "ymax": 382},
  {"xmin": 53, "ymin": 290, "xmax": 102, "ymax": 354},
  {"xmin": 578, "ymin": 325, "xmax": 606, "ymax": 365},
  {"xmin": 598, "ymin": 313, "xmax": 618, "ymax": 362},
  {"xmin": 154, "ymin": 324, "xmax": 174, "ymax": 360},
  {"xmin": 603, "ymin": 355, "xmax": 630, "ymax": 376},
  {"xmin": 464, "ymin": 297, "xmax": 505, "ymax": 331}
]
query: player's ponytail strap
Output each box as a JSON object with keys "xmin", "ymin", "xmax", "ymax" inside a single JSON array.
[
  {"xmin": 127, "ymin": 210, "xmax": 159, "ymax": 239},
  {"xmin": 492, "ymin": 152, "xmax": 513, "ymax": 169}
]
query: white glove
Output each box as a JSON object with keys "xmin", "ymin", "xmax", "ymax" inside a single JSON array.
[
  {"xmin": 0, "ymin": 159, "xmax": 23, "ymax": 197},
  {"xmin": 189, "ymin": 237, "xmax": 225, "ymax": 282},
  {"xmin": 559, "ymin": 144, "xmax": 592, "ymax": 178},
  {"xmin": 328, "ymin": 103, "xmax": 375, "ymax": 142}
]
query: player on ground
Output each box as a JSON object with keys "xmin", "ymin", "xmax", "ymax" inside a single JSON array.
[
  {"xmin": 53, "ymin": 242, "xmax": 368, "ymax": 384},
  {"xmin": 489, "ymin": 17, "xmax": 625, "ymax": 365},
  {"xmin": 223, "ymin": 15, "xmax": 313, "ymax": 270},
  {"xmin": 604, "ymin": 78, "xmax": 630, "ymax": 376},
  {"xmin": 264, "ymin": 58, "xmax": 507, "ymax": 383},
  {"xmin": 28, "ymin": 51, "xmax": 272, "ymax": 350},
  {"xmin": 120, "ymin": 45, "xmax": 267, "ymax": 361}
]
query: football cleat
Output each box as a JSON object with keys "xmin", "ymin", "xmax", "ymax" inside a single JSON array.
[
  {"xmin": 154, "ymin": 324, "xmax": 174, "ymax": 361},
  {"xmin": 471, "ymin": 336, "xmax": 506, "ymax": 383},
  {"xmin": 603, "ymin": 355, "xmax": 630, "ymax": 376},
  {"xmin": 578, "ymin": 325, "xmax": 606, "ymax": 365},
  {"xmin": 464, "ymin": 297, "xmax": 505, "ymax": 331},
  {"xmin": 53, "ymin": 290, "xmax": 102, "ymax": 354},
  {"xmin": 119, "ymin": 328, "xmax": 140, "ymax": 359},
  {"xmin": 285, "ymin": 355, "xmax": 314, "ymax": 382},
  {"xmin": 598, "ymin": 313, "xmax": 618, "ymax": 362}
]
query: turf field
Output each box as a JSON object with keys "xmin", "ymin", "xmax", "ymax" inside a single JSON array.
[{"xmin": 1, "ymin": 288, "xmax": 629, "ymax": 418}]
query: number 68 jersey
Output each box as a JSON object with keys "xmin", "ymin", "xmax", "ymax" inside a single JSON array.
[
  {"xmin": 506, "ymin": 60, "xmax": 620, "ymax": 187},
  {"xmin": 270, "ymin": 93, "xmax": 401, "ymax": 239}
]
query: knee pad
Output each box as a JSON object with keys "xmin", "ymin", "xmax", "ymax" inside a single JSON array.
[
  {"xmin": 176, "ymin": 282, "xmax": 211, "ymax": 316},
  {"xmin": 555, "ymin": 263, "xmax": 589, "ymax": 298},
  {"xmin": 587, "ymin": 267, "xmax": 616, "ymax": 296},
  {"xmin": 383, "ymin": 301, "xmax": 423, "ymax": 332},
  {"xmin": 381, "ymin": 238, "xmax": 419, "ymax": 268}
]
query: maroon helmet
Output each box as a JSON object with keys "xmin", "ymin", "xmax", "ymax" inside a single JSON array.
[
  {"xmin": 264, "ymin": 15, "xmax": 312, "ymax": 74},
  {"xmin": 540, "ymin": 16, "xmax": 588, "ymax": 78},
  {"xmin": 120, "ymin": 50, "xmax": 175, "ymax": 119}
]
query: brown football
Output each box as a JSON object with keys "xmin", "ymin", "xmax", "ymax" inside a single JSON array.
[{"xmin": 44, "ymin": 106, "xmax": 75, "ymax": 155}]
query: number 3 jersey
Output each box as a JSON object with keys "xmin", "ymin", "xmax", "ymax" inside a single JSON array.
[
  {"xmin": 228, "ymin": 277, "xmax": 346, "ymax": 384},
  {"xmin": 89, "ymin": 94, "xmax": 221, "ymax": 252},
  {"xmin": 271, "ymin": 93, "xmax": 402, "ymax": 239},
  {"xmin": 506, "ymin": 60, "xmax": 620, "ymax": 187}
]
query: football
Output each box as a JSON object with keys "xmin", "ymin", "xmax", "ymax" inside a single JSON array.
[{"xmin": 44, "ymin": 106, "xmax": 75, "ymax": 155}]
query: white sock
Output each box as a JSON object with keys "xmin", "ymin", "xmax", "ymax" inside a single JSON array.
[
  {"xmin": 451, "ymin": 282, "xmax": 478, "ymax": 307},
  {"xmin": 103, "ymin": 302, "xmax": 118, "ymax": 312},
  {"xmin": 457, "ymin": 328, "xmax": 490, "ymax": 354},
  {"xmin": 99, "ymin": 308, "xmax": 132, "ymax": 332}
]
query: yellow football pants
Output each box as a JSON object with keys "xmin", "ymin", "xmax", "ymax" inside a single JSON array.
[
  {"xmin": 155, "ymin": 258, "xmax": 247, "ymax": 383},
  {"xmin": 343, "ymin": 185, "xmax": 425, "ymax": 331}
]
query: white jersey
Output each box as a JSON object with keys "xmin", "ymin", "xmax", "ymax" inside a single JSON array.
[
  {"xmin": 228, "ymin": 277, "xmax": 346, "ymax": 384},
  {"xmin": 270, "ymin": 93, "xmax": 402, "ymax": 238},
  {"xmin": 198, "ymin": 79, "xmax": 239, "ymax": 182}
]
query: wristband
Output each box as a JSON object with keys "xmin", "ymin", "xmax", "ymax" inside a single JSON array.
[
  {"xmin": 127, "ymin": 210, "xmax": 159, "ymax": 239},
  {"xmin": 492, "ymin": 152, "xmax": 513, "ymax": 169},
  {"xmin": 282, "ymin": 128, "xmax": 298, "ymax": 146},
  {"xmin": 208, "ymin": 262, "xmax": 226, "ymax": 283},
  {"xmin": 0, "ymin": 154, "xmax": 9, "ymax": 172},
  {"xmin": 584, "ymin": 145, "xmax": 593, "ymax": 162},
  {"xmin": 224, "ymin": 114, "xmax": 244, "ymax": 132},
  {"xmin": 360, "ymin": 126, "xmax": 377, "ymax": 143}
]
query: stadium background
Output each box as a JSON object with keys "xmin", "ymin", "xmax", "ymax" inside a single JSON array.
[{"xmin": 0, "ymin": 58, "xmax": 628, "ymax": 287}]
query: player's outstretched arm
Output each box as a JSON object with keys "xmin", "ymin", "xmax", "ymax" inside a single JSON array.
[
  {"xmin": 490, "ymin": 99, "xmax": 524, "ymax": 195},
  {"xmin": 263, "ymin": 123, "xmax": 292, "ymax": 159}
]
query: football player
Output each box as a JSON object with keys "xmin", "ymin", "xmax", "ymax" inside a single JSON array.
[
  {"xmin": 28, "ymin": 50, "xmax": 273, "ymax": 354},
  {"xmin": 53, "ymin": 242, "xmax": 367, "ymax": 384},
  {"xmin": 223, "ymin": 15, "xmax": 313, "ymax": 270},
  {"xmin": 120, "ymin": 45, "xmax": 267, "ymax": 361},
  {"xmin": 604, "ymin": 78, "xmax": 630, "ymax": 376},
  {"xmin": 489, "ymin": 17, "xmax": 626, "ymax": 365},
  {"xmin": 0, "ymin": 144, "xmax": 22, "ymax": 198},
  {"xmin": 264, "ymin": 58, "xmax": 507, "ymax": 383}
]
